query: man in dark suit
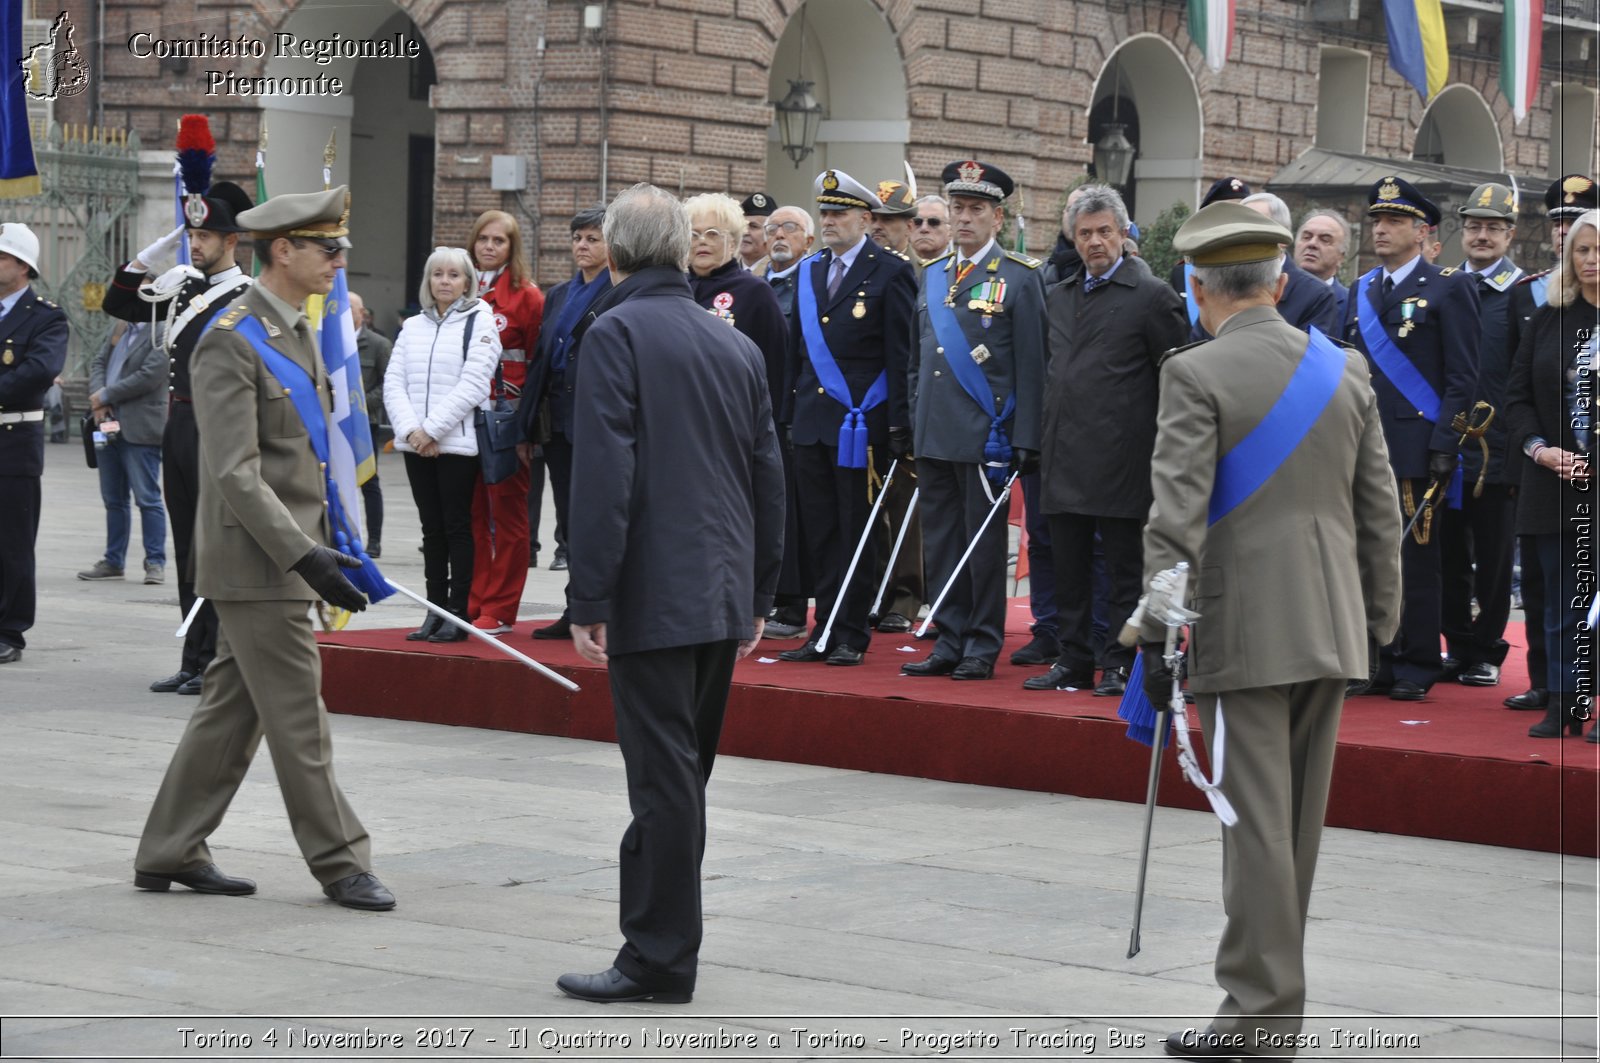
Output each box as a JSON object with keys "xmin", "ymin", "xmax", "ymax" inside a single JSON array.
[
  {"xmin": 778, "ymin": 169, "xmax": 916, "ymax": 666},
  {"xmin": 134, "ymin": 186, "xmax": 394, "ymax": 912},
  {"xmin": 1294, "ymin": 209, "xmax": 1353, "ymax": 324},
  {"xmin": 1238, "ymin": 193, "xmax": 1341, "ymax": 337},
  {"xmin": 904, "ymin": 160, "xmax": 1045, "ymax": 680},
  {"xmin": 0, "ymin": 222, "xmax": 69, "ymax": 665},
  {"xmin": 558, "ymin": 183, "xmax": 784, "ymax": 1004},
  {"xmin": 1343, "ymin": 176, "xmax": 1480, "ymax": 700},
  {"xmin": 103, "ymin": 180, "xmax": 254, "ymax": 696}
]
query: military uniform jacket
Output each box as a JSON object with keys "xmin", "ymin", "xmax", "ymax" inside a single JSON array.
[
  {"xmin": 104, "ymin": 263, "xmax": 250, "ymax": 399},
  {"xmin": 1458, "ymin": 256, "xmax": 1523, "ymax": 484},
  {"xmin": 1342, "ymin": 258, "xmax": 1479, "ymax": 480},
  {"xmin": 782, "ymin": 238, "xmax": 916, "ymax": 446},
  {"xmin": 910, "ymin": 248, "xmax": 1046, "ymax": 462},
  {"xmin": 0, "ymin": 287, "xmax": 68, "ymax": 476},
  {"xmin": 1139, "ymin": 305, "xmax": 1403, "ymax": 692},
  {"xmin": 190, "ymin": 284, "xmax": 332, "ymax": 601}
]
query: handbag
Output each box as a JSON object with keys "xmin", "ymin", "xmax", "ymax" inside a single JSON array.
[
  {"xmin": 463, "ymin": 313, "xmax": 520, "ymax": 484},
  {"xmin": 80, "ymin": 410, "xmax": 98, "ymax": 470}
]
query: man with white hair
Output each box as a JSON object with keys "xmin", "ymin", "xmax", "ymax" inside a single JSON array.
[{"xmin": 1224, "ymin": 192, "xmax": 1341, "ymax": 337}]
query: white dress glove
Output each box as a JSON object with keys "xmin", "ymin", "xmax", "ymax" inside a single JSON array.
[{"xmin": 132, "ymin": 225, "xmax": 186, "ymax": 272}]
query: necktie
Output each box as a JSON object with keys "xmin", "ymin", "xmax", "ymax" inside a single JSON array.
[
  {"xmin": 1085, "ymin": 274, "xmax": 1106, "ymax": 293},
  {"xmin": 828, "ymin": 258, "xmax": 846, "ymax": 299},
  {"xmin": 1382, "ymin": 275, "xmax": 1394, "ymax": 298}
]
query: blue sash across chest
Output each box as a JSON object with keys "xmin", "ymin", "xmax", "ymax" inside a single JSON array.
[
  {"xmin": 1182, "ymin": 262, "xmax": 1200, "ymax": 328},
  {"xmin": 924, "ymin": 263, "xmax": 1015, "ymax": 482},
  {"xmin": 797, "ymin": 251, "xmax": 886, "ymax": 468},
  {"xmin": 1356, "ymin": 269, "xmax": 1441, "ymax": 422}
]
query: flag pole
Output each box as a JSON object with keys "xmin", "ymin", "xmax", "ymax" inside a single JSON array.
[{"xmin": 385, "ymin": 580, "xmax": 579, "ymax": 692}]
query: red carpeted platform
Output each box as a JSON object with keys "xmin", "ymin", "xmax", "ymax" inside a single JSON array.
[{"xmin": 319, "ymin": 600, "xmax": 1600, "ymax": 857}]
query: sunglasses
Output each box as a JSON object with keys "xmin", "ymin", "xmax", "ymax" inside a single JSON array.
[{"xmin": 912, "ymin": 218, "xmax": 945, "ymax": 228}]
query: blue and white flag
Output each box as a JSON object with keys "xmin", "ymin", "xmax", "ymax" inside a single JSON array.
[{"xmin": 311, "ymin": 269, "xmax": 376, "ymax": 539}]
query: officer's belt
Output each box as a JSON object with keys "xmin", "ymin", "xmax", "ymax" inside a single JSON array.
[{"xmin": 0, "ymin": 410, "xmax": 44, "ymax": 424}]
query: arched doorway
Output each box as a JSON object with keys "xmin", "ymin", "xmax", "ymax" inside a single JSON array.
[
  {"xmin": 765, "ymin": 0, "xmax": 908, "ymax": 209},
  {"xmin": 1089, "ymin": 36, "xmax": 1202, "ymax": 225},
  {"xmin": 1412, "ymin": 85, "xmax": 1504, "ymax": 172},
  {"xmin": 259, "ymin": 0, "xmax": 436, "ymax": 335}
]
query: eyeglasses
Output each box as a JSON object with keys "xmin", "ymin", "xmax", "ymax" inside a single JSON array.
[
  {"xmin": 763, "ymin": 221, "xmax": 803, "ymax": 236},
  {"xmin": 912, "ymin": 218, "xmax": 945, "ymax": 228},
  {"xmin": 690, "ymin": 229, "xmax": 728, "ymax": 243},
  {"xmin": 293, "ymin": 238, "xmax": 345, "ymax": 259},
  {"xmin": 1463, "ymin": 222, "xmax": 1511, "ymax": 235}
]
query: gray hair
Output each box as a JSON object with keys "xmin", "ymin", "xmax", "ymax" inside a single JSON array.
[
  {"xmin": 769, "ymin": 204, "xmax": 815, "ymax": 237},
  {"xmin": 913, "ymin": 194, "xmax": 949, "ymax": 213},
  {"xmin": 604, "ymin": 183, "xmax": 692, "ymax": 274},
  {"xmin": 1191, "ymin": 255, "xmax": 1286, "ymax": 301},
  {"xmin": 682, "ymin": 192, "xmax": 746, "ymax": 239},
  {"xmin": 1065, "ymin": 184, "xmax": 1129, "ymax": 236},
  {"xmin": 418, "ymin": 245, "xmax": 476, "ymax": 309},
  {"xmin": 1297, "ymin": 209, "xmax": 1352, "ymax": 254},
  {"xmin": 1241, "ymin": 192, "xmax": 1293, "ymax": 230}
]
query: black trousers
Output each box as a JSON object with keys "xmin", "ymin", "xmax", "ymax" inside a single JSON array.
[
  {"xmin": 544, "ymin": 434, "xmax": 573, "ymax": 554},
  {"xmin": 1519, "ymin": 534, "xmax": 1548, "ymax": 691},
  {"xmin": 163, "ymin": 402, "xmax": 218, "ymax": 675},
  {"xmin": 1047, "ymin": 512, "xmax": 1143, "ymax": 674},
  {"xmin": 1384, "ymin": 480, "xmax": 1444, "ymax": 688},
  {"xmin": 526, "ymin": 446, "xmax": 546, "ymax": 559},
  {"xmin": 1440, "ymin": 483, "xmax": 1515, "ymax": 667},
  {"xmin": 793, "ymin": 442, "xmax": 885, "ymax": 652},
  {"xmin": 918, "ymin": 459, "xmax": 1007, "ymax": 663},
  {"xmin": 403, "ymin": 452, "xmax": 478, "ymax": 613},
  {"xmin": 360, "ymin": 421, "xmax": 383, "ymax": 549},
  {"xmin": 0, "ymin": 472, "xmax": 40, "ymax": 649},
  {"xmin": 609, "ymin": 640, "xmax": 738, "ymax": 992}
]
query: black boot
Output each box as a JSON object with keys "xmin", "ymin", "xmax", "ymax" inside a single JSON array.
[
  {"xmin": 405, "ymin": 612, "xmax": 444, "ymax": 642},
  {"xmin": 1528, "ymin": 694, "xmax": 1583, "ymax": 738},
  {"xmin": 428, "ymin": 610, "xmax": 470, "ymax": 642}
]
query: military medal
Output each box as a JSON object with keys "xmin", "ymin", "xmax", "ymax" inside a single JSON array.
[
  {"xmin": 2, "ymin": 349, "xmax": 12, "ymax": 366},
  {"xmin": 852, "ymin": 300, "xmax": 866, "ymax": 319}
]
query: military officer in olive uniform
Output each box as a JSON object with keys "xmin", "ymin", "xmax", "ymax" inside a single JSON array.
[
  {"xmin": 1141, "ymin": 203, "xmax": 1402, "ymax": 1060},
  {"xmin": 1343, "ymin": 177, "xmax": 1479, "ymax": 700},
  {"xmin": 134, "ymin": 187, "xmax": 396, "ymax": 912},
  {"xmin": 778, "ymin": 169, "xmax": 916, "ymax": 666},
  {"xmin": 903, "ymin": 161, "xmax": 1045, "ymax": 680},
  {"xmin": 0, "ymin": 223, "xmax": 69, "ymax": 665}
]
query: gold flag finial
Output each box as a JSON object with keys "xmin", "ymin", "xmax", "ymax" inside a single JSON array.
[
  {"xmin": 322, "ymin": 128, "xmax": 337, "ymax": 190},
  {"xmin": 258, "ymin": 117, "xmax": 268, "ymax": 153}
]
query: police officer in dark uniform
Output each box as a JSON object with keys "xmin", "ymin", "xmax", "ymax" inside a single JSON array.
[
  {"xmin": 778, "ymin": 169, "xmax": 916, "ymax": 666},
  {"xmin": 102, "ymin": 179, "xmax": 254, "ymax": 696},
  {"xmin": 1439, "ymin": 182, "xmax": 1524, "ymax": 688},
  {"xmin": 902, "ymin": 161, "xmax": 1045, "ymax": 680},
  {"xmin": 1344, "ymin": 176, "xmax": 1479, "ymax": 700},
  {"xmin": 0, "ymin": 222, "xmax": 69, "ymax": 664}
]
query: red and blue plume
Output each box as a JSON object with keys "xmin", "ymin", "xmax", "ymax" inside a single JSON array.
[{"xmin": 175, "ymin": 114, "xmax": 215, "ymax": 196}]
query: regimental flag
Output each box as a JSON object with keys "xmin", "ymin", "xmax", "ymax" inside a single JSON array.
[
  {"xmin": 1501, "ymin": 0, "xmax": 1543, "ymax": 123},
  {"xmin": 308, "ymin": 269, "xmax": 377, "ymax": 515},
  {"xmin": 1188, "ymin": 0, "xmax": 1235, "ymax": 72},
  {"xmin": 1384, "ymin": 0, "xmax": 1450, "ymax": 102},
  {"xmin": 0, "ymin": 2, "xmax": 41, "ymax": 199}
]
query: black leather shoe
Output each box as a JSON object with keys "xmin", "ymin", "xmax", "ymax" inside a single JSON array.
[
  {"xmin": 149, "ymin": 670, "xmax": 196, "ymax": 693},
  {"xmin": 1504, "ymin": 687, "xmax": 1547, "ymax": 710},
  {"xmin": 1009, "ymin": 633, "xmax": 1061, "ymax": 666},
  {"xmin": 323, "ymin": 871, "xmax": 396, "ymax": 910},
  {"xmin": 951, "ymin": 656, "xmax": 994, "ymax": 680},
  {"xmin": 1164, "ymin": 1025, "xmax": 1284, "ymax": 1061},
  {"xmin": 531, "ymin": 616, "xmax": 571, "ymax": 640},
  {"xmin": 556, "ymin": 966, "xmax": 691, "ymax": 1004},
  {"xmin": 134, "ymin": 863, "xmax": 256, "ymax": 896},
  {"xmin": 901, "ymin": 653, "xmax": 958, "ymax": 677},
  {"xmin": 1349, "ymin": 676, "xmax": 1392, "ymax": 697},
  {"xmin": 366, "ymin": 543, "xmax": 382, "ymax": 559},
  {"xmin": 1022, "ymin": 662, "xmax": 1094, "ymax": 691},
  {"xmin": 428, "ymin": 615, "xmax": 469, "ymax": 642},
  {"xmin": 875, "ymin": 611, "xmax": 913, "ymax": 633},
  {"xmin": 764, "ymin": 620, "xmax": 807, "ymax": 639},
  {"xmin": 1389, "ymin": 679, "xmax": 1427, "ymax": 701},
  {"xmin": 1458, "ymin": 662, "xmax": 1500, "ymax": 687},
  {"xmin": 1093, "ymin": 667, "xmax": 1128, "ymax": 697},
  {"xmin": 824, "ymin": 645, "xmax": 864, "ymax": 666},
  {"xmin": 1438, "ymin": 655, "xmax": 1464, "ymax": 681},
  {"xmin": 405, "ymin": 613, "xmax": 444, "ymax": 642},
  {"xmin": 176, "ymin": 674, "xmax": 203, "ymax": 695},
  {"xmin": 0, "ymin": 644, "xmax": 18, "ymax": 665},
  {"xmin": 779, "ymin": 641, "xmax": 828, "ymax": 662}
]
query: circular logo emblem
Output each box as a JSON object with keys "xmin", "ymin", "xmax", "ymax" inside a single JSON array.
[
  {"xmin": 494, "ymin": 312, "xmax": 508, "ymax": 333},
  {"xmin": 713, "ymin": 292, "xmax": 734, "ymax": 311}
]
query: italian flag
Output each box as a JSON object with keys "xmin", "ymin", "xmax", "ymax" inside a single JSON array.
[
  {"xmin": 1501, "ymin": 0, "xmax": 1543, "ymax": 123},
  {"xmin": 1189, "ymin": 0, "xmax": 1235, "ymax": 72}
]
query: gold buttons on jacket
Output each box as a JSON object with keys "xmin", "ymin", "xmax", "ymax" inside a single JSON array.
[{"xmin": 821, "ymin": 316, "xmax": 829, "ymax": 324}]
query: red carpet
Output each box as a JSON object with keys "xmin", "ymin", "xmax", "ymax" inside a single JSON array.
[{"xmin": 319, "ymin": 600, "xmax": 1600, "ymax": 857}]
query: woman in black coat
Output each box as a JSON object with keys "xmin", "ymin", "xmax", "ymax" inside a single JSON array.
[{"xmin": 1504, "ymin": 209, "xmax": 1598, "ymax": 739}]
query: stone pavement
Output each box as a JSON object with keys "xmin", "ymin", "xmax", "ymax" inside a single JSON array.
[{"xmin": 1, "ymin": 445, "xmax": 1596, "ymax": 1061}]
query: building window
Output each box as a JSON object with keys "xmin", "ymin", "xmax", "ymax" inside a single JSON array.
[
  {"xmin": 1551, "ymin": 83, "xmax": 1598, "ymax": 178},
  {"xmin": 1414, "ymin": 85, "xmax": 1504, "ymax": 171},
  {"xmin": 1315, "ymin": 47, "xmax": 1369, "ymax": 155}
]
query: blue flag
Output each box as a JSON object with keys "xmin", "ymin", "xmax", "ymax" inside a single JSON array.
[{"xmin": 0, "ymin": 3, "xmax": 41, "ymax": 199}]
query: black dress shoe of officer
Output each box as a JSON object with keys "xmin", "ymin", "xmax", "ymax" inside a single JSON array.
[
  {"xmin": 1022, "ymin": 662, "xmax": 1094, "ymax": 691},
  {"xmin": 0, "ymin": 644, "xmax": 19, "ymax": 665},
  {"xmin": 950, "ymin": 657, "xmax": 994, "ymax": 680},
  {"xmin": 134, "ymin": 863, "xmax": 256, "ymax": 896},
  {"xmin": 779, "ymin": 641, "xmax": 828, "ymax": 663},
  {"xmin": 1094, "ymin": 667, "xmax": 1128, "ymax": 697},
  {"xmin": 1389, "ymin": 679, "xmax": 1427, "ymax": 701},
  {"xmin": 1008, "ymin": 633, "xmax": 1061, "ymax": 666},
  {"xmin": 149, "ymin": 670, "xmax": 196, "ymax": 693},
  {"xmin": 556, "ymin": 966, "xmax": 692, "ymax": 1004},
  {"xmin": 875, "ymin": 611, "xmax": 913, "ymax": 633},
  {"xmin": 532, "ymin": 616, "xmax": 572, "ymax": 640},
  {"xmin": 1458, "ymin": 662, "xmax": 1500, "ymax": 687},
  {"xmin": 176, "ymin": 674, "xmax": 203, "ymax": 695},
  {"xmin": 1504, "ymin": 687, "xmax": 1547, "ymax": 710},
  {"xmin": 1438, "ymin": 655, "xmax": 1464, "ymax": 681},
  {"xmin": 405, "ymin": 613, "xmax": 444, "ymax": 642},
  {"xmin": 1164, "ymin": 1025, "xmax": 1285, "ymax": 1061},
  {"xmin": 323, "ymin": 871, "xmax": 396, "ymax": 911},
  {"xmin": 902, "ymin": 653, "xmax": 958, "ymax": 677},
  {"xmin": 824, "ymin": 645, "xmax": 864, "ymax": 666}
]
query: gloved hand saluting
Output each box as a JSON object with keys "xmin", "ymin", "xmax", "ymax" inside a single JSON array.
[
  {"xmin": 290, "ymin": 545, "xmax": 368, "ymax": 612},
  {"xmin": 1427, "ymin": 450, "xmax": 1457, "ymax": 483},
  {"xmin": 134, "ymin": 225, "xmax": 186, "ymax": 272}
]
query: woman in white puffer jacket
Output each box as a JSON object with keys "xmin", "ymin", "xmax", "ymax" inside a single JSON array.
[{"xmin": 383, "ymin": 246, "xmax": 502, "ymax": 641}]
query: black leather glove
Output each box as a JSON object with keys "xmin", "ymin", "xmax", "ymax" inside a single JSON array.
[
  {"xmin": 888, "ymin": 426, "xmax": 913, "ymax": 459},
  {"xmin": 1010, "ymin": 448, "xmax": 1039, "ymax": 476},
  {"xmin": 1139, "ymin": 642, "xmax": 1175, "ymax": 708},
  {"xmin": 1428, "ymin": 450, "xmax": 1457, "ymax": 482},
  {"xmin": 290, "ymin": 545, "xmax": 367, "ymax": 612}
]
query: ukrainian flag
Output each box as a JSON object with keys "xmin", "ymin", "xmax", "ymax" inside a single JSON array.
[{"xmin": 1384, "ymin": 0, "xmax": 1450, "ymax": 102}]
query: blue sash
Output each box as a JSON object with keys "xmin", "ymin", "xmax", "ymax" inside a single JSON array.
[
  {"xmin": 1530, "ymin": 274, "xmax": 1549, "ymax": 307},
  {"xmin": 925, "ymin": 264, "xmax": 1015, "ymax": 483},
  {"xmin": 797, "ymin": 251, "xmax": 887, "ymax": 468},
  {"xmin": 1182, "ymin": 262, "xmax": 1199, "ymax": 328},
  {"xmin": 234, "ymin": 316, "xmax": 391, "ymax": 603},
  {"xmin": 1356, "ymin": 269, "xmax": 1442, "ymax": 422},
  {"xmin": 1208, "ymin": 327, "xmax": 1345, "ymax": 527}
]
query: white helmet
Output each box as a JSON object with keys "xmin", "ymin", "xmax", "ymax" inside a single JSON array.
[{"xmin": 0, "ymin": 222, "xmax": 41, "ymax": 278}]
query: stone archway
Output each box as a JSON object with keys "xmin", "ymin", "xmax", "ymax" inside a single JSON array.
[
  {"xmin": 765, "ymin": 0, "xmax": 909, "ymax": 208},
  {"xmin": 1413, "ymin": 84, "xmax": 1505, "ymax": 172},
  {"xmin": 1089, "ymin": 35, "xmax": 1202, "ymax": 225}
]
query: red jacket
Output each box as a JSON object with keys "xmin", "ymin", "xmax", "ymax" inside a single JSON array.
[{"xmin": 481, "ymin": 269, "xmax": 545, "ymax": 397}]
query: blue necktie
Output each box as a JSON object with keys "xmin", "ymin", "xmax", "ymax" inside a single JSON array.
[{"xmin": 1084, "ymin": 274, "xmax": 1106, "ymax": 293}]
